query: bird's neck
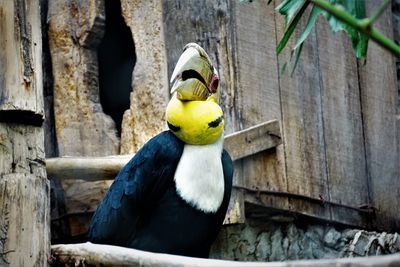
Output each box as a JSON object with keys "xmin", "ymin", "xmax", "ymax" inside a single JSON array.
[
  {"xmin": 173, "ymin": 135, "xmax": 225, "ymax": 213},
  {"xmin": 165, "ymin": 94, "xmax": 224, "ymax": 145}
]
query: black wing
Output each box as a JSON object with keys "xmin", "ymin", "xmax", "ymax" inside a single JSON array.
[
  {"xmin": 87, "ymin": 131, "xmax": 184, "ymax": 246},
  {"xmin": 220, "ymin": 149, "xmax": 234, "ymax": 219}
]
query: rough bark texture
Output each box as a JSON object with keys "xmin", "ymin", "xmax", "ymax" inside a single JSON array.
[
  {"xmin": 0, "ymin": 0, "xmax": 44, "ymax": 125},
  {"xmin": 119, "ymin": 0, "xmax": 169, "ymax": 154},
  {"xmin": 47, "ymin": 0, "xmax": 119, "ymax": 237},
  {"xmin": 0, "ymin": 126, "xmax": 50, "ymax": 266},
  {"xmin": 0, "ymin": 1, "xmax": 50, "ymax": 265}
]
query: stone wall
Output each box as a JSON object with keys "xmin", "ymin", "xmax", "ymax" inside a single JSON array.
[{"xmin": 210, "ymin": 218, "xmax": 400, "ymax": 261}]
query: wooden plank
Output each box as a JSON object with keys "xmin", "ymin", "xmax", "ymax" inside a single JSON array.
[
  {"xmin": 315, "ymin": 18, "xmax": 370, "ymax": 227},
  {"xmin": 51, "ymin": 242, "xmax": 400, "ymax": 267},
  {"xmin": 162, "ymin": 0, "xmax": 236, "ymax": 135},
  {"xmin": 358, "ymin": 3, "xmax": 400, "ymax": 231},
  {"xmin": 0, "ymin": 0, "xmax": 44, "ymax": 125},
  {"xmin": 232, "ymin": 0, "xmax": 287, "ymax": 205},
  {"xmin": 275, "ymin": 7, "xmax": 331, "ymax": 220},
  {"xmin": 243, "ymin": 192, "xmax": 371, "ymax": 229},
  {"xmin": 46, "ymin": 121, "xmax": 281, "ymax": 181},
  {"xmin": 224, "ymin": 120, "xmax": 281, "ymax": 161},
  {"xmin": 162, "ymin": 0, "xmax": 252, "ymax": 224}
]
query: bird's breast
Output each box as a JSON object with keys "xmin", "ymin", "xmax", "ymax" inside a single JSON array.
[{"xmin": 173, "ymin": 135, "xmax": 225, "ymax": 213}]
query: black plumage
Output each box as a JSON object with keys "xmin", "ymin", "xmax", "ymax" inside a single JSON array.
[{"xmin": 88, "ymin": 131, "xmax": 233, "ymax": 257}]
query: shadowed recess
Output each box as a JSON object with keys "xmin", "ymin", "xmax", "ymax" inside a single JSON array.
[{"xmin": 98, "ymin": 0, "xmax": 136, "ymax": 136}]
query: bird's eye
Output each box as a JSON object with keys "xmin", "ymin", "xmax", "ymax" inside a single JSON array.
[{"xmin": 209, "ymin": 74, "xmax": 219, "ymax": 94}]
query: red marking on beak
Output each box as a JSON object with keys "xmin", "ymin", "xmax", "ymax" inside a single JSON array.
[{"xmin": 209, "ymin": 74, "xmax": 219, "ymax": 94}]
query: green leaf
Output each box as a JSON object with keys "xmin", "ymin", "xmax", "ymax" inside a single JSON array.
[
  {"xmin": 276, "ymin": 0, "xmax": 306, "ymax": 26},
  {"xmin": 323, "ymin": 0, "xmax": 368, "ymax": 57},
  {"xmin": 293, "ymin": 5, "xmax": 323, "ymax": 51},
  {"xmin": 291, "ymin": 42, "xmax": 304, "ymax": 77},
  {"xmin": 276, "ymin": 1, "xmax": 310, "ymax": 54}
]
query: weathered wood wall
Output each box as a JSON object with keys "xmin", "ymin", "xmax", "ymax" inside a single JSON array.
[
  {"xmin": 358, "ymin": 1, "xmax": 399, "ymax": 232},
  {"xmin": 0, "ymin": 0, "xmax": 50, "ymax": 265},
  {"xmin": 46, "ymin": 0, "xmax": 400, "ymax": 239},
  {"xmin": 157, "ymin": 0, "xmax": 398, "ymax": 230}
]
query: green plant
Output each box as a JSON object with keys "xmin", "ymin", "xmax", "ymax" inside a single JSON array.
[{"xmin": 242, "ymin": 0, "xmax": 400, "ymax": 74}]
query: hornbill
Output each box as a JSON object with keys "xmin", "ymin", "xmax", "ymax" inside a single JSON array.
[{"xmin": 88, "ymin": 43, "xmax": 233, "ymax": 258}]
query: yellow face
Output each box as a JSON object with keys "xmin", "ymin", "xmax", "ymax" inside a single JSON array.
[{"xmin": 166, "ymin": 94, "xmax": 224, "ymax": 145}]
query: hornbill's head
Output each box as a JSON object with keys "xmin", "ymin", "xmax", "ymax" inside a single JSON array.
[
  {"xmin": 166, "ymin": 43, "xmax": 224, "ymax": 145},
  {"xmin": 169, "ymin": 43, "xmax": 219, "ymax": 101}
]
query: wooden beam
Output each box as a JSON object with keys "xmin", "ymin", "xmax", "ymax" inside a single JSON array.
[
  {"xmin": 46, "ymin": 120, "xmax": 281, "ymax": 181},
  {"xmin": 224, "ymin": 119, "xmax": 280, "ymax": 161},
  {"xmin": 46, "ymin": 155, "xmax": 132, "ymax": 181},
  {"xmin": 51, "ymin": 243, "xmax": 400, "ymax": 267}
]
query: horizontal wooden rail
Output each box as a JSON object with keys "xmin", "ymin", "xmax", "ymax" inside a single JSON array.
[
  {"xmin": 223, "ymin": 119, "xmax": 280, "ymax": 161},
  {"xmin": 51, "ymin": 243, "xmax": 400, "ymax": 267},
  {"xmin": 46, "ymin": 120, "xmax": 281, "ymax": 181}
]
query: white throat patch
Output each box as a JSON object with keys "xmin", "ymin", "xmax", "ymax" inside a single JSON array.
[{"xmin": 174, "ymin": 135, "xmax": 224, "ymax": 213}]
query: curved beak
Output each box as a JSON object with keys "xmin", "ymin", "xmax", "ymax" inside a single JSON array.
[{"xmin": 170, "ymin": 43, "xmax": 219, "ymax": 101}]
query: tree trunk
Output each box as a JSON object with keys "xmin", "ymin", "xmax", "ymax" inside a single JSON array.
[
  {"xmin": 0, "ymin": 0, "xmax": 50, "ymax": 266},
  {"xmin": 47, "ymin": 0, "xmax": 120, "ymax": 238}
]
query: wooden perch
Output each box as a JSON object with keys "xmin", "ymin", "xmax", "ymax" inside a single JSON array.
[
  {"xmin": 51, "ymin": 242, "xmax": 266, "ymax": 267},
  {"xmin": 46, "ymin": 120, "xmax": 281, "ymax": 181},
  {"xmin": 51, "ymin": 243, "xmax": 400, "ymax": 267},
  {"xmin": 46, "ymin": 155, "xmax": 132, "ymax": 181}
]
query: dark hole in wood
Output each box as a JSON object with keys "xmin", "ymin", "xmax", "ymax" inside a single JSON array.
[
  {"xmin": 0, "ymin": 110, "xmax": 44, "ymax": 126},
  {"xmin": 98, "ymin": 0, "xmax": 136, "ymax": 136}
]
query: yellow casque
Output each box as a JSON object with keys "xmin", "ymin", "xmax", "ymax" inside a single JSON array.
[{"xmin": 166, "ymin": 94, "xmax": 224, "ymax": 145}]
